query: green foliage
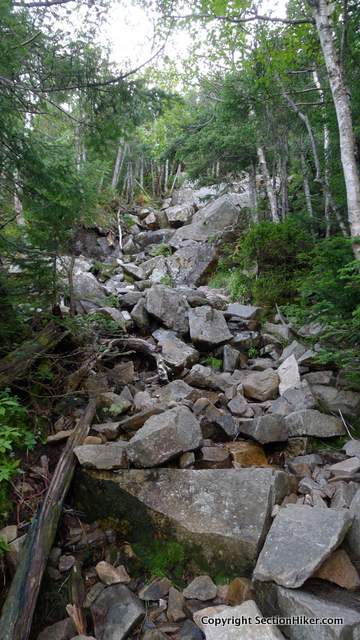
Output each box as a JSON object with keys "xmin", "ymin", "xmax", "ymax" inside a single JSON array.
[
  {"xmin": 0, "ymin": 390, "xmax": 35, "ymax": 524},
  {"xmin": 149, "ymin": 243, "xmax": 172, "ymax": 257},
  {"xmin": 133, "ymin": 539, "xmax": 187, "ymax": 580},
  {"xmin": 160, "ymin": 274, "xmax": 173, "ymax": 286},
  {"xmin": 0, "ymin": 536, "xmax": 9, "ymax": 556},
  {"xmin": 122, "ymin": 214, "xmax": 137, "ymax": 228},
  {"xmin": 202, "ymin": 356, "xmax": 222, "ymax": 370}
]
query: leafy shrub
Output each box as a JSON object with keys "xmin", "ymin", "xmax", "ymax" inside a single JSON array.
[
  {"xmin": 0, "ymin": 390, "xmax": 35, "ymax": 524},
  {"xmin": 202, "ymin": 356, "xmax": 222, "ymax": 370},
  {"xmin": 149, "ymin": 244, "xmax": 172, "ymax": 257}
]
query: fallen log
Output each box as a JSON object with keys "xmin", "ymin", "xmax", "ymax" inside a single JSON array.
[
  {"xmin": 0, "ymin": 321, "xmax": 67, "ymax": 388},
  {"xmin": 0, "ymin": 398, "xmax": 97, "ymax": 640},
  {"xmin": 109, "ymin": 337, "xmax": 170, "ymax": 384}
]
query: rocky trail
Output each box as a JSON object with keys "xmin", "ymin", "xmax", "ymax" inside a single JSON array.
[{"xmin": 3, "ymin": 182, "xmax": 360, "ymax": 640}]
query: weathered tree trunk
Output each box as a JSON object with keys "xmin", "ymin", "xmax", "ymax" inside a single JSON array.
[
  {"xmin": 0, "ymin": 399, "xmax": 97, "ymax": 640},
  {"xmin": 14, "ymin": 171, "xmax": 25, "ymax": 226},
  {"xmin": 257, "ymin": 146, "xmax": 279, "ymax": 222},
  {"xmin": 0, "ymin": 322, "xmax": 67, "ymax": 388},
  {"xmin": 313, "ymin": 69, "xmax": 348, "ymax": 237},
  {"xmin": 170, "ymin": 164, "xmax": 181, "ymax": 195},
  {"xmin": 111, "ymin": 139, "xmax": 124, "ymax": 189},
  {"xmin": 310, "ymin": 0, "xmax": 360, "ymax": 257},
  {"xmin": 300, "ymin": 150, "xmax": 314, "ymax": 219},
  {"xmin": 248, "ymin": 163, "xmax": 258, "ymax": 223},
  {"xmin": 164, "ymin": 158, "xmax": 169, "ymax": 193},
  {"xmin": 280, "ymin": 140, "xmax": 289, "ymax": 218}
]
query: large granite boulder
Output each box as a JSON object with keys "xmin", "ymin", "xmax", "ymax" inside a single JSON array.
[
  {"xmin": 284, "ymin": 410, "xmax": 345, "ymax": 438},
  {"xmin": 127, "ymin": 406, "xmax": 202, "ymax": 467},
  {"xmin": 254, "ymin": 504, "xmax": 352, "ymax": 588},
  {"xmin": 277, "ymin": 355, "xmax": 300, "ymax": 395},
  {"xmin": 145, "ymin": 285, "xmax": 190, "ymax": 334},
  {"xmin": 167, "ymin": 243, "xmax": 218, "ymax": 286},
  {"xmin": 239, "ymin": 415, "xmax": 288, "ymax": 444},
  {"xmin": 188, "ymin": 306, "xmax": 232, "ymax": 349},
  {"xmin": 76, "ymin": 468, "xmax": 292, "ymax": 575},
  {"xmin": 256, "ymin": 581, "xmax": 360, "ymax": 640},
  {"xmin": 170, "ymin": 194, "xmax": 244, "ymax": 248}
]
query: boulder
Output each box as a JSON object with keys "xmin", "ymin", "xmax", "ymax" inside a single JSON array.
[
  {"xmin": 157, "ymin": 379, "xmax": 194, "ymax": 404},
  {"xmin": 165, "ymin": 203, "xmax": 195, "ymax": 227},
  {"xmin": 131, "ymin": 298, "xmax": 150, "ymax": 331},
  {"xmin": 188, "ymin": 306, "xmax": 232, "ymax": 349},
  {"xmin": 243, "ymin": 369, "xmax": 279, "ymax": 401},
  {"xmin": 347, "ymin": 489, "xmax": 360, "ymax": 560},
  {"xmin": 91, "ymin": 584, "xmax": 144, "ymax": 640},
  {"xmin": 254, "ymin": 504, "xmax": 352, "ymax": 588},
  {"xmin": 153, "ymin": 329, "xmax": 199, "ymax": 372},
  {"xmin": 284, "ymin": 410, "xmax": 345, "ymax": 438},
  {"xmin": 37, "ymin": 619, "xmax": 76, "ymax": 640},
  {"xmin": 225, "ymin": 303, "xmax": 261, "ymax": 323},
  {"xmin": 167, "ymin": 243, "xmax": 218, "ymax": 287},
  {"xmin": 263, "ymin": 321, "xmax": 292, "ymax": 342},
  {"xmin": 139, "ymin": 577, "xmax": 171, "ymax": 600},
  {"xmin": 73, "ymin": 271, "xmax": 107, "ymax": 311},
  {"xmin": 127, "ymin": 406, "xmax": 202, "ymax": 467},
  {"xmin": 199, "ymin": 601, "xmax": 285, "ymax": 640},
  {"xmin": 310, "ymin": 385, "xmax": 360, "ymax": 419},
  {"xmin": 167, "ymin": 587, "xmax": 186, "ymax": 622},
  {"xmin": 170, "ymin": 194, "xmax": 244, "ymax": 248},
  {"xmin": 136, "ymin": 229, "xmax": 174, "ymax": 250},
  {"xmin": 223, "ymin": 345, "xmax": 240, "ymax": 372},
  {"xmin": 74, "ymin": 443, "xmax": 128, "ymax": 470},
  {"xmin": 95, "ymin": 561, "xmax": 130, "ymax": 586},
  {"xmin": 122, "ymin": 262, "xmax": 145, "ymax": 281},
  {"xmin": 256, "ymin": 581, "xmax": 360, "ymax": 640},
  {"xmin": 145, "ymin": 285, "xmax": 190, "ymax": 334},
  {"xmin": 239, "ymin": 415, "xmax": 288, "ymax": 445},
  {"xmin": 277, "ymin": 355, "xmax": 300, "ymax": 395},
  {"xmin": 281, "ymin": 380, "xmax": 317, "ymax": 411},
  {"xmin": 183, "ymin": 575, "xmax": 217, "ymax": 601},
  {"xmin": 314, "ymin": 549, "xmax": 360, "ymax": 591},
  {"xmin": 279, "ymin": 340, "xmax": 307, "ymax": 363},
  {"xmin": 76, "ymin": 468, "xmax": 292, "ymax": 575}
]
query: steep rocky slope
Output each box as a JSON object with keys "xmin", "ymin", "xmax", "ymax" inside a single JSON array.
[{"xmin": 7, "ymin": 183, "xmax": 360, "ymax": 640}]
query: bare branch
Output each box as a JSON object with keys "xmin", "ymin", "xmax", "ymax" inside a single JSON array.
[
  {"xmin": 165, "ymin": 12, "xmax": 314, "ymax": 26},
  {"xmin": 13, "ymin": 0, "xmax": 75, "ymax": 8}
]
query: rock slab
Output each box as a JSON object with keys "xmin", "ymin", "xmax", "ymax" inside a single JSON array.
[{"xmin": 254, "ymin": 504, "xmax": 352, "ymax": 588}]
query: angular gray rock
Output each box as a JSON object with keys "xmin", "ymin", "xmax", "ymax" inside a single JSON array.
[
  {"xmin": 37, "ymin": 619, "xmax": 76, "ymax": 640},
  {"xmin": 153, "ymin": 329, "xmax": 199, "ymax": 371},
  {"xmin": 223, "ymin": 344, "xmax": 240, "ymax": 372},
  {"xmin": 347, "ymin": 489, "xmax": 360, "ymax": 560},
  {"xmin": 167, "ymin": 243, "xmax": 218, "ymax": 287},
  {"xmin": 310, "ymin": 385, "xmax": 360, "ymax": 419},
  {"xmin": 243, "ymin": 369, "xmax": 279, "ymax": 401},
  {"xmin": 127, "ymin": 406, "xmax": 202, "ymax": 467},
  {"xmin": 256, "ymin": 581, "xmax": 360, "ymax": 640},
  {"xmin": 281, "ymin": 380, "xmax": 317, "ymax": 411},
  {"xmin": 165, "ymin": 203, "xmax": 195, "ymax": 227},
  {"xmin": 122, "ymin": 262, "xmax": 145, "ymax": 281},
  {"xmin": 74, "ymin": 443, "xmax": 128, "ymax": 470},
  {"xmin": 279, "ymin": 340, "xmax": 307, "ymax": 363},
  {"xmin": 239, "ymin": 415, "xmax": 288, "ymax": 444},
  {"xmin": 76, "ymin": 468, "xmax": 292, "ymax": 574},
  {"xmin": 157, "ymin": 379, "xmax": 194, "ymax": 404},
  {"xmin": 284, "ymin": 410, "xmax": 345, "ymax": 438},
  {"xmin": 145, "ymin": 285, "xmax": 190, "ymax": 334},
  {"xmin": 277, "ymin": 355, "xmax": 300, "ymax": 395},
  {"xmin": 183, "ymin": 575, "xmax": 217, "ymax": 601},
  {"xmin": 130, "ymin": 298, "xmax": 150, "ymax": 331},
  {"xmin": 73, "ymin": 271, "xmax": 107, "ymax": 310},
  {"xmin": 254, "ymin": 504, "xmax": 352, "ymax": 588},
  {"xmin": 226, "ymin": 303, "xmax": 261, "ymax": 322},
  {"xmin": 188, "ymin": 306, "xmax": 232, "ymax": 349},
  {"xmin": 170, "ymin": 194, "xmax": 244, "ymax": 248},
  {"xmin": 91, "ymin": 584, "xmax": 144, "ymax": 640}
]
